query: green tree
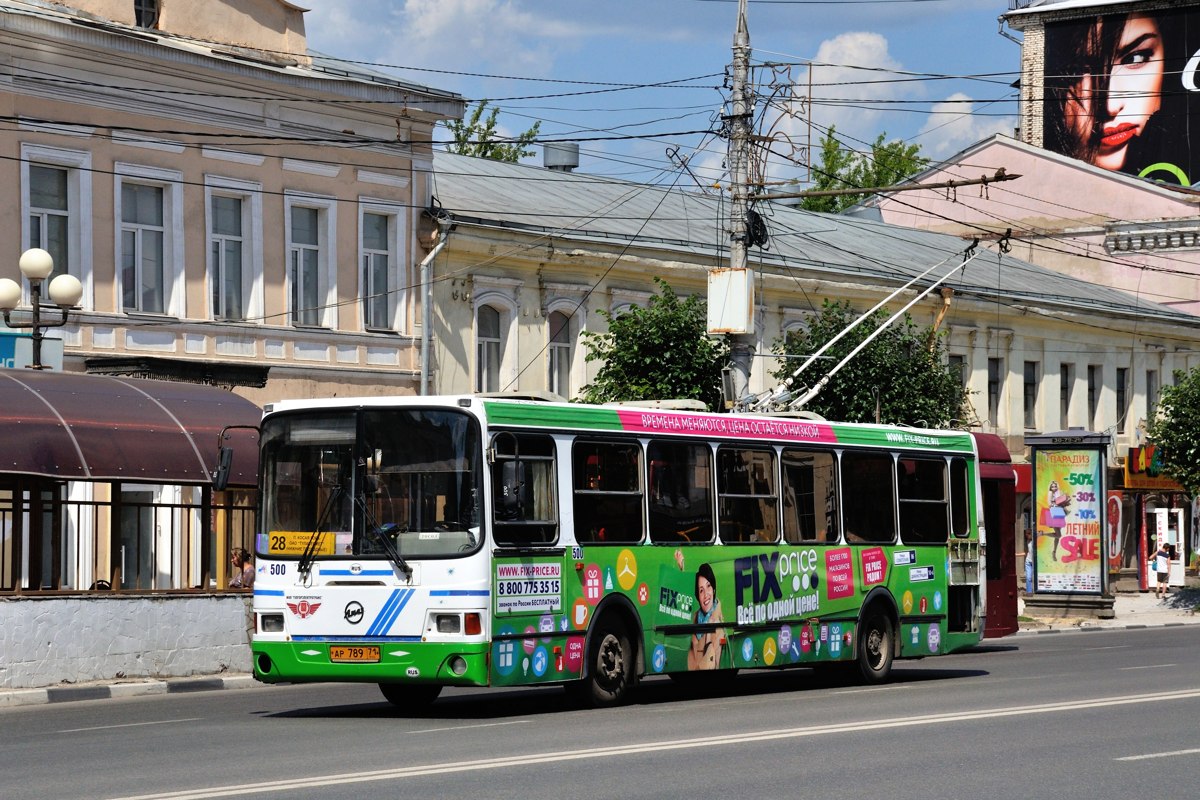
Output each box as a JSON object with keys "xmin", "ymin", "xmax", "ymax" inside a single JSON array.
[
  {"xmin": 801, "ymin": 127, "xmax": 928, "ymax": 213},
  {"xmin": 581, "ymin": 279, "xmax": 728, "ymax": 411},
  {"xmin": 772, "ymin": 299, "xmax": 966, "ymax": 426},
  {"xmin": 444, "ymin": 100, "xmax": 541, "ymax": 162},
  {"xmin": 1146, "ymin": 367, "xmax": 1200, "ymax": 494}
]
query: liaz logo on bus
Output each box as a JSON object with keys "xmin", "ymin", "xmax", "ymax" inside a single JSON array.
[{"xmin": 286, "ymin": 597, "xmax": 323, "ymax": 618}]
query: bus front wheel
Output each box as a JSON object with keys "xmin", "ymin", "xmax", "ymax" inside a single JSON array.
[
  {"xmin": 378, "ymin": 682, "xmax": 442, "ymax": 708},
  {"xmin": 574, "ymin": 617, "xmax": 636, "ymax": 707},
  {"xmin": 856, "ymin": 609, "xmax": 894, "ymax": 684}
]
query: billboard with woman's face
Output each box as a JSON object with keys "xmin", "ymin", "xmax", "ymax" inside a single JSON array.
[{"xmin": 1043, "ymin": 8, "xmax": 1200, "ymax": 186}]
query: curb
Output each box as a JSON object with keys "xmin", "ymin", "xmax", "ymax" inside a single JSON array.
[
  {"xmin": 1014, "ymin": 620, "xmax": 1194, "ymax": 636},
  {"xmin": 0, "ymin": 674, "xmax": 258, "ymax": 709}
]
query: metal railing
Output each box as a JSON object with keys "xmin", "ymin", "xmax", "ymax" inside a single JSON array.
[{"xmin": 1, "ymin": 479, "xmax": 256, "ymax": 593}]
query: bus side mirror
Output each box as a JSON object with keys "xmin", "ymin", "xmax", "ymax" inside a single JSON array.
[
  {"xmin": 212, "ymin": 446, "xmax": 234, "ymax": 492},
  {"xmin": 212, "ymin": 424, "xmax": 260, "ymax": 492}
]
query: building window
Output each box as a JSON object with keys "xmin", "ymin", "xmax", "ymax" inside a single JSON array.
[
  {"xmin": 210, "ymin": 195, "xmax": 245, "ymax": 321},
  {"xmin": 205, "ymin": 177, "xmax": 262, "ymax": 324},
  {"xmin": 1116, "ymin": 367, "xmax": 1129, "ymax": 433},
  {"xmin": 477, "ymin": 305, "xmax": 504, "ymax": 392},
  {"xmin": 1147, "ymin": 369, "xmax": 1159, "ymax": 420},
  {"xmin": 548, "ymin": 310, "xmax": 573, "ymax": 398},
  {"xmin": 1060, "ymin": 363, "xmax": 1074, "ymax": 430},
  {"xmin": 947, "ymin": 353, "xmax": 966, "ymax": 390},
  {"xmin": 22, "ymin": 146, "xmax": 92, "ymax": 308},
  {"xmin": 134, "ymin": 0, "xmax": 159, "ymax": 28},
  {"xmin": 121, "ymin": 182, "xmax": 166, "ymax": 314},
  {"xmin": 117, "ymin": 165, "xmax": 183, "ymax": 317},
  {"xmin": 987, "ymin": 357, "xmax": 1003, "ymax": 427},
  {"xmin": 290, "ymin": 206, "xmax": 319, "ymax": 326},
  {"xmin": 285, "ymin": 195, "xmax": 336, "ymax": 329},
  {"xmin": 29, "ymin": 165, "xmax": 69, "ymax": 272},
  {"xmin": 1088, "ymin": 364, "xmax": 1101, "ymax": 429},
  {"xmin": 1023, "ymin": 360, "xmax": 1039, "ymax": 430},
  {"xmin": 361, "ymin": 211, "xmax": 392, "ymax": 330}
]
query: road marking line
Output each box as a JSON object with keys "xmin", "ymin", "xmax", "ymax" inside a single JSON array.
[
  {"xmin": 1118, "ymin": 663, "xmax": 1177, "ymax": 671},
  {"xmin": 59, "ymin": 718, "xmax": 202, "ymax": 734},
  {"xmin": 409, "ymin": 720, "xmax": 528, "ymax": 734},
  {"xmin": 106, "ymin": 688, "xmax": 1200, "ymax": 800},
  {"xmin": 833, "ymin": 685, "xmax": 910, "ymax": 695},
  {"xmin": 1115, "ymin": 747, "xmax": 1200, "ymax": 762}
]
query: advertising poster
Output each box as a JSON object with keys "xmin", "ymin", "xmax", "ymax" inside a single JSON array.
[
  {"xmin": 1034, "ymin": 448, "xmax": 1104, "ymax": 593},
  {"xmin": 1106, "ymin": 490, "xmax": 1124, "ymax": 571},
  {"xmin": 1043, "ymin": 8, "xmax": 1200, "ymax": 186}
]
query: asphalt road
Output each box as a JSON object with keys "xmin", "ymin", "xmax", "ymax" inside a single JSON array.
[{"xmin": 4, "ymin": 625, "xmax": 1197, "ymax": 800}]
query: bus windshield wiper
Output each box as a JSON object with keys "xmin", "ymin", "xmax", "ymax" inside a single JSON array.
[
  {"xmin": 355, "ymin": 491, "xmax": 412, "ymax": 580},
  {"xmin": 298, "ymin": 485, "xmax": 342, "ymax": 581}
]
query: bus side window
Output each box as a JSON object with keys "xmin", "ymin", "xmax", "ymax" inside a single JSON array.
[
  {"xmin": 950, "ymin": 457, "xmax": 969, "ymax": 537},
  {"xmin": 782, "ymin": 448, "xmax": 837, "ymax": 543},
  {"xmin": 897, "ymin": 457, "xmax": 949, "ymax": 544},
  {"xmin": 717, "ymin": 447, "xmax": 778, "ymax": 543},
  {"xmin": 490, "ymin": 433, "xmax": 558, "ymax": 546},
  {"xmin": 572, "ymin": 440, "xmax": 644, "ymax": 544},
  {"xmin": 647, "ymin": 440, "xmax": 714, "ymax": 544},
  {"xmin": 839, "ymin": 451, "xmax": 896, "ymax": 544}
]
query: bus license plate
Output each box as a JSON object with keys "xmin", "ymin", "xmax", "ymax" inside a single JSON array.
[{"xmin": 330, "ymin": 645, "xmax": 380, "ymax": 663}]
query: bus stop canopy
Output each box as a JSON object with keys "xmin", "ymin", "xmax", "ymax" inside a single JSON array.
[{"xmin": 0, "ymin": 368, "xmax": 260, "ymax": 486}]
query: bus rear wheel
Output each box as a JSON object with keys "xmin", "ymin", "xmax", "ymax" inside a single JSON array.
[
  {"xmin": 378, "ymin": 682, "xmax": 442, "ymax": 708},
  {"xmin": 856, "ymin": 609, "xmax": 894, "ymax": 684},
  {"xmin": 573, "ymin": 617, "xmax": 636, "ymax": 707}
]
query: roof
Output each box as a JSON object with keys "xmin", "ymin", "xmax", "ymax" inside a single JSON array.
[
  {"xmin": 871, "ymin": 134, "xmax": 1200, "ymax": 204},
  {"xmin": 0, "ymin": 0, "xmax": 463, "ymax": 106},
  {"xmin": 1004, "ymin": 0, "xmax": 1143, "ymax": 24},
  {"xmin": 0, "ymin": 369, "xmax": 261, "ymax": 485},
  {"xmin": 430, "ymin": 152, "xmax": 1200, "ymax": 327}
]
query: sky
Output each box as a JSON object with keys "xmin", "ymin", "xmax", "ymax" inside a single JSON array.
[{"xmin": 300, "ymin": 0, "xmax": 1022, "ymax": 186}]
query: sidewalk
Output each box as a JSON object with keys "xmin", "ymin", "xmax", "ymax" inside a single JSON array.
[
  {"xmin": 0, "ymin": 673, "xmax": 259, "ymax": 709},
  {"xmin": 1018, "ymin": 587, "xmax": 1200, "ymax": 633}
]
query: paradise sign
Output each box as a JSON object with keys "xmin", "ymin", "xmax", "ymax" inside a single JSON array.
[{"xmin": 1034, "ymin": 447, "xmax": 1104, "ymax": 594}]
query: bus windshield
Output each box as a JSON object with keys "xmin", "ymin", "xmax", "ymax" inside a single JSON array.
[{"xmin": 259, "ymin": 408, "xmax": 483, "ymax": 560}]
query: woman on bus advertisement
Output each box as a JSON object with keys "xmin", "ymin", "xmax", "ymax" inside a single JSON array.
[
  {"xmin": 1035, "ymin": 450, "xmax": 1104, "ymax": 593},
  {"xmin": 687, "ymin": 562, "xmax": 725, "ymax": 670},
  {"xmin": 1044, "ymin": 8, "xmax": 1199, "ymax": 186}
]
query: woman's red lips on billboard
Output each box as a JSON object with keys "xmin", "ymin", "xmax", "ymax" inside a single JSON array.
[{"xmin": 1101, "ymin": 123, "xmax": 1138, "ymax": 149}]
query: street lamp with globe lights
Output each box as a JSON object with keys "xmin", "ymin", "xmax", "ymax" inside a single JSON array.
[{"xmin": 0, "ymin": 248, "xmax": 83, "ymax": 369}]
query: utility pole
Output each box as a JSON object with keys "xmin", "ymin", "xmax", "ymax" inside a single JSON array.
[{"xmin": 712, "ymin": 0, "xmax": 756, "ymax": 405}]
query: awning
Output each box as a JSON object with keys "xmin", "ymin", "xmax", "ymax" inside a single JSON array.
[{"xmin": 0, "ymin": 368, "xmax": 260, "ymax": 486}]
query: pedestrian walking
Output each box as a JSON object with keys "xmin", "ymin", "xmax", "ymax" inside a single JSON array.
[
  {"xmin": 1024, "ymin": 529, "xmax": 1034, "ymax": 594},
  {"xmin": 1153, "ymin": 540, "xmax": 1170, "ymax": 598}
]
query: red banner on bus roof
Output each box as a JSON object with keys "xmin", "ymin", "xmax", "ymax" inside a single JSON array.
[{"xmin": 614, "ymin": 409, "xmax": 838, "ymax": 444}]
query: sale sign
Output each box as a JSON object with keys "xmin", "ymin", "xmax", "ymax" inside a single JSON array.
[{"xmin": 1034, "ymin": 448, "xmax": 1103, "ymax": 594}]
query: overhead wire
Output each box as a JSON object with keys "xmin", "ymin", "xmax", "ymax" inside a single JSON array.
[{"xmin": 11, "ymin": 14, "xmax": 1200, "ymax": 352}]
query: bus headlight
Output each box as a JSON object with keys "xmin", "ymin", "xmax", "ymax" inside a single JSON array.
[
  {"xmin": 260, "ymin": 613, "xmax": 284, "ymax": 633},
  {"xmin": 435, "ymin": 614, "xmax": 460, "ymax": 634}
]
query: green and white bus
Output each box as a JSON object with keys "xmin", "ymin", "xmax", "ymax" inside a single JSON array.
[{"xmin": 247, "ymin": 395, "xmax": 1015, "ymax": 707}]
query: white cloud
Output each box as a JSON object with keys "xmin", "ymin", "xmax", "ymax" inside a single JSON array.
[
  {"xmin": 916, "ymin": 93, "xmax": 1015, "ymax": 160},
  {"xmin": 807, "ymin": 32, "xmax": 911, "ymax": 145},
  {"xmin": 302, "ymin": 0, "xmax": 582, "ymax": 87},
  {"xmin": 756, "ymin": 32, "xmax": 912, "ymax": 185}
]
